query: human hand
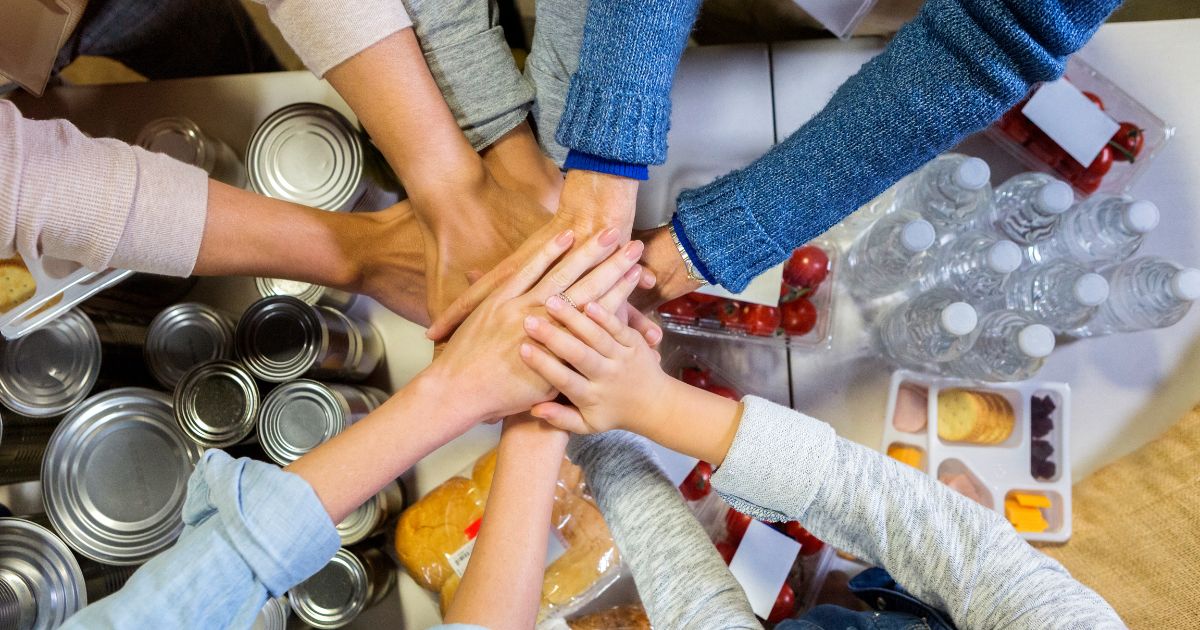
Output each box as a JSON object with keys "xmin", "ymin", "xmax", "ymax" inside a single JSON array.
[
  {"xmin": 329, "ymin": 201, "xmax": 430, "ymax": 325},
  {"xmin": 630, "ymin": 225, "xmax": 705, "ymax": 312}
]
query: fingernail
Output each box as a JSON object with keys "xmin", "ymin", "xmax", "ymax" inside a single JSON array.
[
  {"xmin": 524, "ymin": 316, "xmax": 539, "ymax": 330},
  {"xmin": 520, "ymin": 343, "xmax": 533, "ymax": 358},
  {"xmin": 648, "ymin": 328, "xmax": 662, "ymax": 344},
  {"xmin": 598, "ymin": 227, "xmax": 619, "ymax": 246},
  {"xmin": 623, "ymin": 266, "xmax": 641, "ymax": 282},
  {"xmin": 556, "ymin": 229, "xmax": 574, "ymax": 246},
  {"xmin": 586, "ymin": 302, "xmax": 603, "ymax": 316},
  {"xmin": 546, "ymin": 295, "xmax": 563, "ymax": 311},
  {"xmin": 625, "ymin": 240, "xmax": 645, "ymax": 260}
]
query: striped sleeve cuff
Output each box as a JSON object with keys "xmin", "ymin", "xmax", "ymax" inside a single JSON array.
[{"xmin": 564, "ymin": 150, "xmax": 649, "ymax": 181}]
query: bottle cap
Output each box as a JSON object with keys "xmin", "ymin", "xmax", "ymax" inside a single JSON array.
[
  {"xmin": 1073, "ymin": 273, "xmax": 1110, "ymax": 306},
  {"xmin": 1122, "ymin": 200, "xmax": 1159, "ymax": 234},
  {"xmin": 940, "ymin": 302, "xmax": 978, "ymax": 336},
  {"xmin": 1035, "ymin": 180, "xmax": 1074, "ymax": 214},
  {"xmin": 900, "ymin": 220, "xmax": 937, "ymax": 252},
  {"xmin": 953, "ymin": 157, "xmax": 990, "ymax": 190},
  {"xmin": 986, "ymin": 241, "xmax": 1023, "ymax": 274},
  {"xmin": 1170, "ymin": 268, "xmax": 1200, "ymax": 301},
  {"xmin": 1017, "ymin": 324, "xmax": 1056, "ymax": 358}
]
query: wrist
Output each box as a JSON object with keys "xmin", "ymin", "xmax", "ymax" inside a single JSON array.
[
  {"xmin": 639, "ymin": 226, "xmax": 703, "ymax": 300},
  {"xmin": 406, "ymin": 365, "xmax": 488, "ymax": 430},
  {"xmin": 557, "ymin": 169, "xmax": 639, "ymax": 232}
]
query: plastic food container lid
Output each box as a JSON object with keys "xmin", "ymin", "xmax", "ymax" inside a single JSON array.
[
  {"xmin": 953, "ymin": 157, "xmax": 991, "ymax": 190},
  {"xmin": 1171, "ymin": 268, "xmax": 1200, "ymax": 302},
  {"xmin": 1018, "ymin": 324, "xmax": 1056, "ymax": 358},
  {"xmin": 1122, "ymin": 200, "xmax": 1160, "ymax": 234},
  {"xmin": 940, "ymin": 302, "xmax": 978, "ymax": 336},
  {"xmin": 0, "ymin": 308, "xmax": 100, "ymax": 417},
  {"xmin": 901, "ymin": 220, "xmax": 936, "ymax": 252},
  {"xmin": 1036, "ymin": 180, "xmax": 1074, "ymax": 214},
  {"xmin": 987, "ymin": 241, "xmax": 1023, "ymax": 274},
  {"xmin": 1073, "ymin": 273, "xmax": 1110, "ymax": 306}
]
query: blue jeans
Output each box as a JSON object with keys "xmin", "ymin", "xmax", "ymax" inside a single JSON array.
[{"xmin": 778, "ymin": 568, "xmax": 955, "ymax": 630}]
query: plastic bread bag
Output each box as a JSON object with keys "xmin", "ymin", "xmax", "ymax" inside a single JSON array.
[{"xmin": 392, "ymin": 448, "xmax": 622, "ymax": 621}]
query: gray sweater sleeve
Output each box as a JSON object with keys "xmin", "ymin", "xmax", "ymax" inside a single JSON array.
[
  {"xmin": 712, "ymin": 397, "xmax": 1125, "ymax": 630},
  {"xmin": 568, "ymin": 432, "xmax": 761, "ymax": 630}
]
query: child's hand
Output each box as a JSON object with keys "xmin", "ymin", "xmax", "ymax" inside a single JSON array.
[{"xmin": 519, "ymin": 297, "xmax": 671, "ymax": 436}]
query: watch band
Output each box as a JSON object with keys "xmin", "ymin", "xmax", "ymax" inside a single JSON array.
[{"xmin": 668, "ymin": 222, "xmax": 709, "ymax": 286}]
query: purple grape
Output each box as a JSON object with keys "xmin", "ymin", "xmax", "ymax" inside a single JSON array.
[
  {"xmin": 1031, "ymin": 413, "xmax": 1054, "ymax": 438},
  {"xmin": 1032, "ymin": 459, "xmax": 1057, "ymax": 480},
  {"xmin": 1031, "ymin": 439, "xmax": 1055, "ymax": 461}
]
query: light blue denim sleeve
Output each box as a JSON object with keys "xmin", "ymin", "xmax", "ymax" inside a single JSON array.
[{"xmin": 62, "ymin": 450, "xmax": 340, "ymax": 629}]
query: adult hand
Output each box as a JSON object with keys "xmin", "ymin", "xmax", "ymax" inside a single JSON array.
[
  {"xmin": 326, "ymin": 201, "xmax": 429, "ymax": 325},
  {"xmin": 629, "ymin": 225, "xmax": 704, "ymax": 312}
]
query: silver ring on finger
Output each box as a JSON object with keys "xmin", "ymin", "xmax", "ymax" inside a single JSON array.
[{"xmin": 557, "ymin": 292, "xmax": 579, "ymax": 311}]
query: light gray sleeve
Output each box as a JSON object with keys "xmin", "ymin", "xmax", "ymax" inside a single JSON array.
[
  {"xmin": 253, "ymin": 0, "xmax": 411, "ymax": 78},
  {"xmin": 568, "ymin": 432, "xmax": 761, "ymax": 630},
  {"xmin": 711, "ymin": 397, "xmax": 1125, "ymax": 630},
  {"xmin": 523, "ymin": 0, "xmax": 587, "ymax": 165},
  {"xmin": 401, "ymin": 0, "xmax": 533, "ymax": 150}
]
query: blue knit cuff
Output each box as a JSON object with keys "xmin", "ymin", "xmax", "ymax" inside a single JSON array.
[
  {"xmin": 564, "ymin": 150, "xmax": 649, "ymax": 181},
  {"xmin": 670, "ymin": 214, "xmax": 716, "ymax": 284},
  {"xmin": 555, "ymin": 74, "xmax": 672, "ymax": 165}
]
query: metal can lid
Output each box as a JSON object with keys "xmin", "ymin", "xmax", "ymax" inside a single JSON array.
[
  {"xmin": 145, "ymin": 303, "xmax": 235, "ymax": 389},
  {"xmin": 135, "ymin": 117, "xmax": 215, "ymax": 173},
  {"xmin": 174, "ymin": 360, "xmax": 260, "ymax": 449},
  {"xmin": 236, "ymin": 297, "xmax": 323, "ymax": 383},
  {"xmin": 258, "ymin": 380, "xmax": 346, "ymax": 466},
  {"xmin": 289, "ymin": 548, "xmax": 368, "ymax": 629},
  {"xmin": 0, "ymin": 518, "xmax": 87, "ymax": 629},
  {"xmin": 335, "ymin": 495, "xmax": 382, "ymax": 547},
  {"xmin": 254, "ymin": 277, "xmax": 326, "ymax": 305},
  {"xmin": 246, "ymin": 103, "xmax": 365, "ymax": 212},
  {"xmin": 0, "ymin": 308, "xmax": 100, "ymax": 417},
  {"xmin": 251, "ymin": 596, "xmax": 291, "ymax": 630},
  {"xmin": 42, "ymin": 388, "xmax": 202, "ymax": 565}
]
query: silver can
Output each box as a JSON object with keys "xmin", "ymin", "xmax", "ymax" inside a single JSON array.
[
  {"xmin": 173, "ymin": 360, "xmax": 261, "ymax": 449},
  {"xmin": 145, "ymin": 303, "xmax": 236, "ymax": 389},
  {"xmin": 42, "ymin": 388, "xmax": 203, "ymax": 565},
  {"xmin": 0, "ymin": 517, "xmax": 86, "ymax": 629},
  {"xmin": 0, "ymin": 308, "xmax": 100, "ymax": 417},
  {"xmin": 257, "ymin": 381, "xmax": 385, "ymax": 466},
  {"xmin": 289, "ymin": 547, "xmax": 395, "ymax": 629},
  {"xmin": 136, "ymin": 117, "xmax": 246, "ymax": 188},
  {"xmin": 78, "ymin": 558, "xmax": 139, "ymax": 603},
  {"xmin": 253, "ymin": 277, "xmax": 357, "ymax": 312},
  {"xmin": 236, "ymin": 296, "xmax": 382, "ymax": 383},
  {"xmin": 82, "ymin": 273, "xmax": 198, "ymax": 321},
  {"xmin": 0, "ymin": 412, "xmax": 58, "ymax": 485},
  {"xmin": 336, "ymin": 481, "xmax": 404, "ymax": 546},
  {"xmin": 251, "ymin": 596, "xmax": 291, "ymax": 630}
]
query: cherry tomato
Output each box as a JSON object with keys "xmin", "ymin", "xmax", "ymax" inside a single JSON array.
[
  {"xmin": 1055, "ymin": 156, "xmax": 1086, "ymax": 182},
  {"xmin": 716, "ymin": 300, "xmax": 744, "ymax": 329},
  {"xmin": 1082, "ymin": 91, "xmax": 1105, "ymax": 110},
  {"xmin": 767, "ymin": 583, "xmax": 796, "ymax": 623},
  {"xmin": 781, "ymin": 298, "xmax": 817, "ymax": 337},
  {"xmin": 783, "ymin": 521, "xmax": 808, "ymax": 542},
  {"xmin": 715, "ymin": 540, "xmax": 737, "ymax": 565},
  {"xmin": 658, "ymin": 296, "xmax": 698, "ymax": 322},
  {"xmin": 1108, "ymin": 122, "xmax": 1144, "ymax": 162},
  {"xmin": 1076, "ymin": 172, "xmax": 1104, "ymax": 195},
  {"xmin": 689, "ymin": 292, "xmax": 721, "ymax": 304},
  {"xmin": 741, "ymin": 304, "xmax": 780, "ymax": 337},
  {"xmin": 680, "ymin": 366, "xmax": 712, "ymax": 389},
  {"xmin": 725, "ymin": 509, "xmax": 752, "ymax": 546},
  {"xmin": 998, "ymin": 111, "xmax": 1033, "ymax": 144},
  {"xmin": 1083, "ymin": 145, "xmax": 1114, "ymax": 179},
  {"xmin": 679, "ymin": 461, "xmax": 713, "ymax": 501},
  {"xmin": 1026, "ymin": 130, "xmax": 1066, "ymax": 167},
  {"xmin": 783, "ymin": 521, "xmax": 826, "ymax": 556},
  {"xmin": 705, "ymin": 384, "xmax": 740, "ymax": 400},
  {"xmin": 783, "ymin": 246, "xmax": 830, "ymax": 289}
]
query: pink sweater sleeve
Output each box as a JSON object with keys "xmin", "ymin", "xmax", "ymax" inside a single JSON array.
[{"xmin": 0, "ymin": 100, "xmax": 209, "ymax": 276}]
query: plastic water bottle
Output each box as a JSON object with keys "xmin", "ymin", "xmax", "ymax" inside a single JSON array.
[
  {"xmin": 944, "ymin": 310, "xmax": 1056, "ymax": 382},
  {"xmin": 1005, "ymin": 259, "xmax": 1110, "ymax": 331},
  {"xmin": 1026, "ymin": 196, "xmax": 1159, "ymax": 266},
  {"xmin": 916, "ymin": 231, "xmax": 1023, "ymax": 302},
  {"xmin": 878, "ymin": 288, "xmax": 980, "ymax": 369},
  {"xmin": 897, "ymin": 154, "xmax": 993, "ymax": 230},
  {"xmin": 846, "ymin": 210, "xmax": 937, "ymax": 299},
  {"xmin": 990, "ymin": 173, "xmax": 1074, "ymax": 244},
  {"xmin": 1071, "ymin": 257, "xmax": 1200, "ymax": 337}
]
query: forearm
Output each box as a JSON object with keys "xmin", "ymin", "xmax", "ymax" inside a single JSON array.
[
  {"xmin": 444, "ymin": 417, "xmax": 568, "ymax": 629},
  {"xmin": 638, "ymin": 378, "xmax": 741, "ymax": 467}
]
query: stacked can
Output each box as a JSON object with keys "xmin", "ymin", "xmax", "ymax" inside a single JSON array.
[
  {"xmin": 145, "ymin": 303, "xmax": 236, "ymax": 389},
  {"xmin": 253, "ymin": 277, "xmax": 357, "ymax": 312},
  {"xmin": 236, "ymin": 296, "xmax": 383, "ymax": 384},
  {"xmin": 251, "ymin": 596, "xmax": 291, "ymax": 630},
  {"xmin": 137, "ymin": 117, "xmax": 246, "ymax": 188},
  {"xmin": 0, "ymin": 412, "xmax": 59, "ymax": 485},
  {"xmin": 0, "ymin": 518, "xmax": 86, "ymax": 629},
  {"xmin": 0, "ymin": 308, "xmax": 99, "ymax": 418},
  {"xmin": 82, "ymin": 274, "xmax": 199, "ymax": 321},
  {"xmin": 288, "ymin": 547, "xmax": 396, "ymax": 629},
  {"xmin": 173, "ymin": 360, "xmax": 261, "ymax": 449},
  {"xmin": 257, "ymin": 380, "xmax": 387, "ymax": 466},
  {"xmin": 336, "ymin": 481, "xmax": 404, "ymax": 546}
]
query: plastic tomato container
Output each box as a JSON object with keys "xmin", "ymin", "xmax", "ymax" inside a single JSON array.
[
  {"xmin": 986, "ymin": 56, "xmax": 1173, "ymax": 197},
  {"xmin": 655, "ymin": 239, "xmax": 837, "ymax": 350}
]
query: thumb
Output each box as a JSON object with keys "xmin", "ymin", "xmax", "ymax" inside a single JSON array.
[{"xmin": 530, "ymin": 402, "xmax": 592, "ymax": 435}]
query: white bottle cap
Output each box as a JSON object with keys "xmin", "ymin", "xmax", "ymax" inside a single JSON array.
[
  {"xmin": 1122, "ymin": 200, "xmax": 1160, "ymax": 234},
  {"xmin": 1017, "ymin": 324, "xmax": 1056, "ymax": 358},
  {"xmin": 1035, "ymin": 180, "xmax": 1074, "ymax": 214},
  {"xmin": 953, "ymin": 157, "xmax": 991, "ymax": 190},
  {"xmin": 1170, "ymin": 268, "xmax": 1200, "ymax": 301},
  {"xmin": 986, "ymin": 241, "xmax": 1023, "ymax": 274},
  {"xmin": 1073, "ymin": 273, "xmax": 1110, "ymax": 306},
  {"xmin": 901, "ymin": 220, "xmax": 937, "ymax": 252},
  {"xmin": 940, "ymin": 302, "xmax": 978, "ymax": 336}
]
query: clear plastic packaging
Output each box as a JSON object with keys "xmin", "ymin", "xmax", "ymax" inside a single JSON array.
[{"xmin": 0, "ymin": 254, "xmax": 133, "ymax": 340}]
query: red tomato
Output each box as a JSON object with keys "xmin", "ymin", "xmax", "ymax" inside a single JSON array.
[
  {"xmin": 1076, "ymin": 172, "xmax": 1104, "ymax": 195},
  {"xmin": 679, "ymin": 461, "xmax": 713, "ymax": 501},
  {"xmin": 680, "ymin": 366, "xmax": 712, "ymax": 389},
  {"xmin": 783, "ymin": 521, "xmax": 808, "ymax": 542},
  {"xmin": 800, "ymin": 534, "xmax": 826, "ymax": 556},
  {"xmin": 1026, "ymin": 131, "xmax": 1066, "ymax": 166},
  {"xmin": 716, "ymin": 300, "xmax": 744, "ymax": 329},
  {"xmin": 689, "ymin": 292, "xmax": 721, "ymax": 304},
  {"xmin": 715, "ymin": 540, "xmax": 737, "ymax": 565},
  {"xmin": 998, "ymin": 111, "xmax": 1034, "ymax": 144},
  {"xmin": 741, "ymin": 304, "xmax": 781, "ymax": 337},
  {"xmin": 1082, "ymin": 91, "xmax": 1105, "ymax": 110},
  {"xmin": 658, "ymin": 296, "xmax": 698, "ymax": 322},
  {"xmin": 781, "ymin": 298, "xmax": 817, "ymax": 337},
  {"xmin": 1083, "ymin": 145, "xmax": 1114, "ymax": 178},
  {"xmin": 725, "ymin": 509, "xmax": 752, "ymax": 546},
  {"xmin": 705, "ymin": 384, "xmax": 740, "ymax": 400},
  {"xmin": 783, "ymin": 246, "xmax": 830, "ymax": 289},
  {"xmin": 767, "ymin": 583, "xmax": 796, "ymax": 623},
  {"xmin": 1055, "ymin": 156, "xmax": 1086, "ymax": 182},
  {"xmin": 1108, "ymin": 122, "xmax": 1144, "ymax": 162}
]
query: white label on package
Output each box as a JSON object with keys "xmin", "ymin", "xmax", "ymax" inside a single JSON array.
[
  {"xmin": 696, "ymin": 262, "xmax": 784, "ymax": 307},
  {"xmin": 647, "ymin": 441, "xmax": 700, "ymax": 487},
  {"xmin": 728, "ymin": 520, "xmax": 802, "ymax": 618},
  {"xmin": 446, "ymin": 537, "xmax": 477, "ymax": 578},
  {"xmin": 1021, "ymin": 79, "xmax": 1119, "ymax": 167}
]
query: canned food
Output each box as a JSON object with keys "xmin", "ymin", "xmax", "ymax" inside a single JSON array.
[
  {"xmin": 42, "ymin": 388, "xmax": 203, "ymax": 565},
  {"xmin": 289, "ymin": 547, "xmax": 395, "ymax": 629},
  {"xmin": 336, "ymin": 481, "xmax": 404, "ymax": 546},
  {"xmin": 0, "ymin": 518, "xmax": 86, "ymax": 629},
  {"xmin": 173, "ymin": 360, "xmax": 261, "ymax": 449},
  {"xmin": 146, "ymin": 303, "xmax": 236, "ymax": 389},
  {"xmin": 87, "ymin": 309, "xmax": 157, "ymax": 389},
  {"xmin": 83, "ymin": 273, "xmax": 198, "ymax": 321},
  {"xmin": 0, "ymin": 412, "xmax": 58, "ymax": 485},
  {"xmin": 252, "ymin": 596, "xmax": 291, "ymax": 630},
  {"xmin": 136, "ymin": 117, "xmax": 246, "ymax": 188},
  {"xmin": 236, "ymin": 296, "xmax": 382, "ymax": 383},
  {"xmin": 78, "ymin": 558, "xmax": 139, "ymax": 603},
  {"xmin": 258, "ymin": 381, "xmax": 385, "ymax": 466},
  {"xmin": 0, "ymin": 308, "xmax": 100, "ymax": 417},
  {"xmin": 253, "ymin": 277, "xmax": 357, "ymax": 312}
]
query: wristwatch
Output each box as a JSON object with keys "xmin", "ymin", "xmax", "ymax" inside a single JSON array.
[{"xmin": 668, "ymin": 222, "xmax": 709, "ymax": 286}]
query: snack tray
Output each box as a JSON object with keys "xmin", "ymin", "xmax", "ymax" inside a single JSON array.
[{"xmin": 0, "ymin": 253, "xmax": 133, "ymax": 339}]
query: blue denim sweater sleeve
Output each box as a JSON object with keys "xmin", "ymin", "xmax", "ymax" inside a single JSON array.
[
  {"xmin": 554, "ymin": 0, "xmax": 702, "ymax": 165},
  {"xmin": 62, "ymin": 450, "xmax": 340, "ymax": 629},
  {"xmin": 675, "ymin": 0, "xmax": 1121, "ymax": 291}
]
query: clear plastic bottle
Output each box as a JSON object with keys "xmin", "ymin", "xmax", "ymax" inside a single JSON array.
[
  {"xmin": 1026, "ymin": 196, "xmax": 1159, "ymax": 266},
  {"xmin": 990, "ymin": 173, "xmax": 1074, "ymax": 244},
  {"xmin": 1005, "ymin": 259, "xmax": 1110, "ymax": 332},
  {"xmin": 944, "ymin": 310, "xmax": 1056, "ymax": 382},
  {"xmin": 846, "ymin": 210, "xmax": 937, "ymax": 299},
  {"xmin": 1070, "ymin": 257, "xmax": 1200, "ymax": 337},
  {"xmin": 878, "ymin": 288, "xmax": 980, "ymax": 369},
  {"xmin": 916, "ymin": 231, "xmax": 1023, "ymax": 302},
  {"xmin": 897, "ymin": 154, "xmax": 993, "ymax": 230}
]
